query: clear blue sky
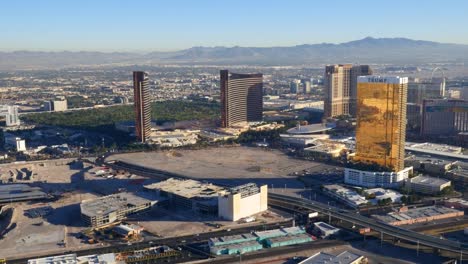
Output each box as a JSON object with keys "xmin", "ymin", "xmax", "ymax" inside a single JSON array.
[{"xmin": 1, "ymin": 0, "xmax": 467, "ymax": 51}]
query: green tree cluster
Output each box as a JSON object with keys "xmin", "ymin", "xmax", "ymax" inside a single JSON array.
[{"xmin": 22, "ymin": 100, "xmax": 220, "ymax": 128}]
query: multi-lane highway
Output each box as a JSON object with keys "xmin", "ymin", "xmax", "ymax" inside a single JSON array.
[{"xmin": 269, "ymin": 192, "xmax": 468, "ymax": 255}]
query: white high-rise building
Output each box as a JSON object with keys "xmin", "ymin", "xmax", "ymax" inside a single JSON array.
[
  {"xmin": 0, "ymin": 105, "xmax": 20, "ymax": 126},
  {"xmin": 218, "ymin": 183, "xmax": 268, "ymax": 221},
  {"xmin": 53, "ymin": 97, "xmax": 68, "ymax": 112}
]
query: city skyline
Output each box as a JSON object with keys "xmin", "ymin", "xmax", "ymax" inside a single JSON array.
[{"xmin": 2, "ymin": 0, "xmax": 468, "ymax": 51}]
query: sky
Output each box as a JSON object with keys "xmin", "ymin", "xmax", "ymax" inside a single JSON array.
[{"xmin": 1, "ymin": 0, "xmax": 468, "ymax": 52}]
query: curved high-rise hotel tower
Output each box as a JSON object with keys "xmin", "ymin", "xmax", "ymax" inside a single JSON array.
[
  {"xmin": 133, "ymin": 71, "xmax": 151, "ymax": 142},
  {"xmin": 220, "ymin": 70, "xmax": 263, "ymax": 128}
]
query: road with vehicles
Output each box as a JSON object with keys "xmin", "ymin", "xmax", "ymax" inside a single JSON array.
[
  {"xmin": 269, "ymin": 192, "xmax": 468, "ymax": 256},
  {"xmin": 6, "ymin": 220, "xmax": 292, "ymax": 264},
  {"xmin": 104, "ymin": 158, "xmax": 468, "ymax": 255}
]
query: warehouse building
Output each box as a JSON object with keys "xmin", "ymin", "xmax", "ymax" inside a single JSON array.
[
  {"xmin": 80, "ymin": 192, "xmax": 154, "ymax": 227},
  {"xmin": 218, "ymin": 183, "xmax": 268, "ymax": 221},
  {"xmin": 264, "ymin": 233, "xmax": 313, "ymax": 248},
  {"xmin": 313, "ymin": 222, "xmax": 340, "ymax": 238},
  {"xmin": 444, "ymin": 198, "xmax": 468, "ymax": 210},
  {"xmin": 209, "ymin": 226, "xmax": 310, "ymax": 255},
  {"xmin": 144, "ymin": 178, "xmax": 224, "ymax": 215},
  {"xmin": 209, "ymin": 233, "xmax": 263, "ymax": 255},
  {"xmin": 405, "ymin": 175, "xmax": 451, "ymax": 194},
  {"xmin": 254, "ymin": 226, "xmax": 307, "ymax": 242},
  {"xmin": 209, "ymin": 233, "xmax": 258, "ymax": 247},
  {"xmin": 372, "ymin": 205, "xmax": 464, "ymax": 226}
]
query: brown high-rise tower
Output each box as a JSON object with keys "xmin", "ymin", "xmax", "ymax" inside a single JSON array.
[
  {"xmin": 324, "ymin": 64, "xmax": 373, "ymax": 118},
  {"xmin": 220, "ymin": 70, "xmax": 263, "ymax": 128},
  {"xmin": 133, "ymin": 71, "xmax": 151, "ymax": 142}
]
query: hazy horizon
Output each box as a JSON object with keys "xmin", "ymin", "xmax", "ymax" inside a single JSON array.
[
  {"xmin": 1, "ymin": 36, "xmax": 467, "ymax": 53},
  {"xmin": 2, "ymin": 0, "xmax": 468, "ymax": 52}
]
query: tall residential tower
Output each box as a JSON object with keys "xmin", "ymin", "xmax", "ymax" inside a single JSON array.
[
  {"xmin": 354, "ymin": 76, "xmax": 408, "ymax": 171},
  {"xmin": 133, "ymin": 71, "xmax": 151, "ymax": 142},
  {"xmin": 324, "ymin": 64, "xmax": 373, "ymax": 118},
  {"xmin": 220, "ymin": 70, "xmax": 263, "ymax": 128}
]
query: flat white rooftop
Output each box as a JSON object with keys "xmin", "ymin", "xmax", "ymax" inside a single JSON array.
[
  {"xmin": 406, "ymin": 142, "xmax": 467, "ymax": 160},
  {"xmin": 144, "ymin": 178, "xmax": 224, "ymax": 199},
  {"xmin": 299, "ymin": 251, "xmax": 363, "ymax": 264},
  {"xmin": 358, "ymin": 75, "xmax": 408, "ymax": 84},
  {"xmin": 410, "ymin": 175, "xmax": 450, "ymax": 187},
  {"xmin": 287, "ymin": 123, "xmax": 335, "ymax": 134},
  {"xmin": 80, "ymin": 192, "xmax": 151, "ymax": 217}
]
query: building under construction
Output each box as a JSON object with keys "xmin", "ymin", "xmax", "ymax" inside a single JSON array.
[
  {"xmin": 144, "ymin": 178, "xmax": 225, "ymax": 215},
  {"xmin": 80, "ymin": 192, "xmax": 154, "ymax": 227}
]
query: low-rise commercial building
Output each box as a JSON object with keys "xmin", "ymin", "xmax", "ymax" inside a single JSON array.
[
  {"xmin": 80, "ymin": 192, "xmax": 154, "ymax": 227},
  {"xmin": 444, "ymin": 198, "xmax": 468, "ymax": 210},
  {"xmin": 144, "ymin": 178, "xmax": 224, "ymax": 215},
  {"xmin": 218, "ymin": 183, "xmax": 268, "ymax": 221},
  {"xmin": 405, "ymin": 142, "xmax": 468, "ymax": 161},
  {"xmin": 303, "ymin": 141, "xmax": 346, "ymax": 159},
  {"xmin": 198, "ymin": 129, "xmax": 238, "ymax": 142},
  {"xmin": 364, "ymin": 188, "xmax": 403, "ymax": 204},
  {"xmin": 279, "ymin": 134, "xmax": 327, "ymax": 147},
  {"xmin": 148, "ymin": 129, "xmax": 199, "ymax": 147},
  {"xmin": 446, "ymin": 167, "xmax": 468, "ymax": 184},
  {"xmin": 405, "ymin": 175, "xmax": 451, "ymax": 194},
  {"xmin": 299, "ymin": 251, "xmax": 365, "ymax": 264},
  {"xmin": 405, "ymin": 155, "xmax": 457, "ymax": 175},
  {"xmin": 344, "ymin": 167, "xmax": 413, "ymax": 188},
  {"xmin": 313, "ymin": 222, "xmax": 340, "ymax": 238},
  {"xmin": 372, "ymin": 205, "xmax": 464, "ymax": 226},
  {"xmin": 112, "ymin": 223, "xmax": 144, "ymax": 239},
  {"xmin": 322, "ymin": 184, "xmax": 367, "ymax": 208}
]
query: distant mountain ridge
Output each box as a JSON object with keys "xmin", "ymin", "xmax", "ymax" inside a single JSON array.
[{"xmin": 1, "ymin": 37, "xmax": 468, "ymax": 70}]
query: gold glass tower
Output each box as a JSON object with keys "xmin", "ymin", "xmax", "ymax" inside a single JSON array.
[{"xmin": 354, "ymin": 76, "xmax": 408, "ymax": 171}]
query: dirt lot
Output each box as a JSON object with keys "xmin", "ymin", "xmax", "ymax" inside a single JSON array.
[
  {"xmin": 108, "ymin": 146, "xmax": 335, "ymax": 189},
  {"xmin": 0, "ymin": 160, "xmax": 105, "ymax": 258},
  {"xmin": 0, "ymin": 191, "xmax": 99, "ymax": 259}
]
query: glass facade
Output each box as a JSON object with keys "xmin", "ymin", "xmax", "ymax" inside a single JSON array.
[{"xmin": 354, "ymin": 78, "xmax": 408, "ymax": 172}]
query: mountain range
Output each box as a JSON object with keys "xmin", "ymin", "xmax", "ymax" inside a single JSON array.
[{"xmin": 1, "ymin": 37, "xmax": 468, "ymax": 70}]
